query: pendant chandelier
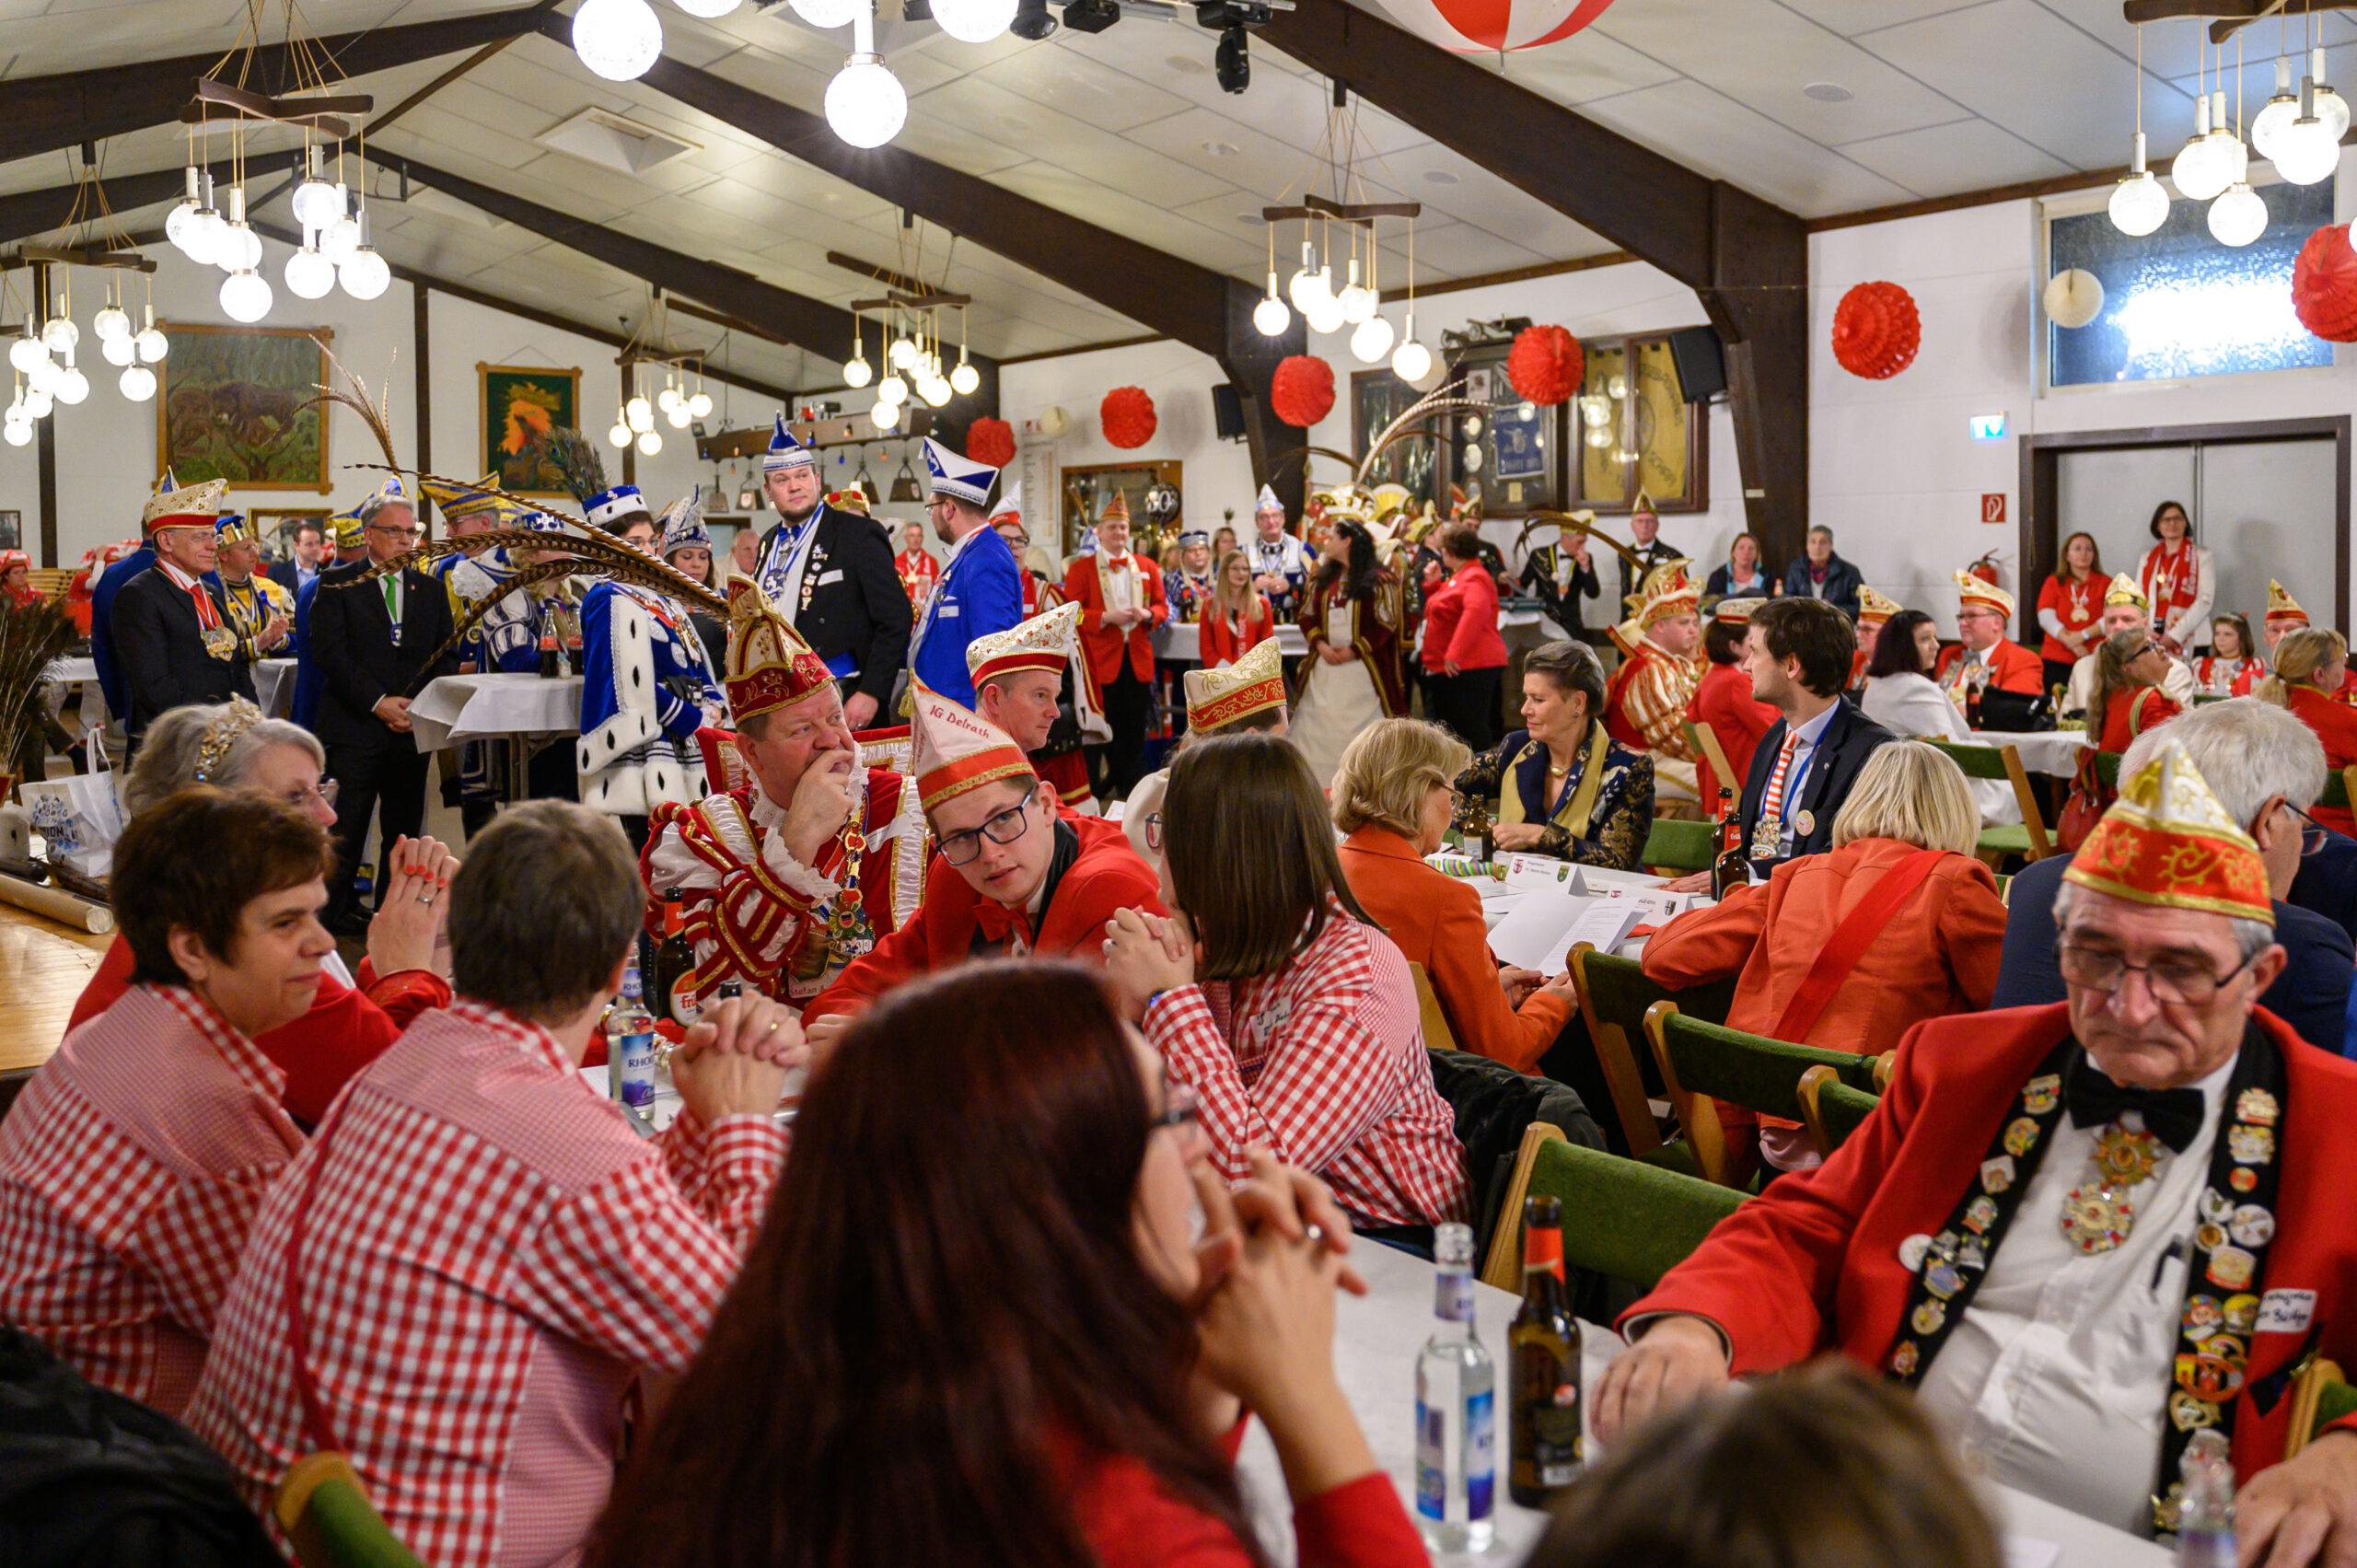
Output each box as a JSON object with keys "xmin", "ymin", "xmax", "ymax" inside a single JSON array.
[
  {"xmin": 841, "ymin": 220, "xmax": 981, "ymax": 432},
  {"xmin": 609, "ymin": 293, "xmax": 719, "ymax": 457},
  {"xmin": 1254, "ymin": 86, "xmax": 1436, "ymax": 388},
  {"xmin": 4, "ymin": 150, "xmax": 171, "ymax": 445}
]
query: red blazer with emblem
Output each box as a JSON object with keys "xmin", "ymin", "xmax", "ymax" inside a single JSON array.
[
  {"xmin": 1063, "ymin": 552, "xmax": 1171, "ymax": 685},
  {"xmin": 1686, "ymin": 661, "xmax": 1776, "ymax": 810},
  {"xmin": 1625, "ymin": 1002, "xmax": 2357, "ymax": 1479},
  {"xmin": 1933, "ymin": 637, "xmax": 2043, "ymax": 698},
  {"xmin": 802, "ymin": 814, "xmax": 1164, "ymax": 1021}
]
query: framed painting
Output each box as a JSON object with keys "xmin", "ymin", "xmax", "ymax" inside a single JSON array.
[
  {"xmin": 254, "ymin": 507, "xmax": 332, "ymax": 560},
  {"xmin": 1435, "ymin": 347, "xmax": 1564, "ymax": 518},
  {"xmin": 157, "ymin": 323, "xmax": 332, "ymax": 492},
  {"xmin": 479, "ymin": 363, "xmax": 583, "ymax": 498},
  {"xmin": 1060, "ymin": 460, "xmax": 1181, "ymax": 560},
  {"xmin": 0, "ymin": 510, "xmax": 18, "ymax": 551},
  {"xmin": 1572, "ymin": 331, "xmax": 1709, "ymax": 514},
  {"xmin": 1350, "ymin": 369, "xmax": 1440, "ymax": 507}
]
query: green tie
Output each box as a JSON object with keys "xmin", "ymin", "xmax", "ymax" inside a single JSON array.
[{"xmin": 381, "ymin": 574, "xmax": 400, "ymax": 625}]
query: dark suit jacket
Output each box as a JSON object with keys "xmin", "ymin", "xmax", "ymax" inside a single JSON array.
[
  {"xmin": 303, "ymin": 561, "xmax": 459, "ymax": 752},
  {"xmin": 1617, "ymin": 540, "xmax": 1683, "ymax": 617},
  {"xmin": 1993, "ymin": 850, "xmax": 2356, "ymax": 1055},
  {"xmin": 2288, "ymin": 825, "xmax": 2357, "ymax": 950},
  {"xmin": 757, "ymin": 505, "xmax": 911, "ymax": 710},
  {"xmin": 1735, "ymin": 696, "xmax": 1897, "ymax": 875},
  {"xmin": 265, "ymin": 559, "xmax": 315, "ymax": 598},
  {"xmin": 1780, "ymin": 552, "xmax": 1864, "ymax": 621},
  {"xmin": 110, "ymin": 564, "xmax": 256, "ymax": 743}
]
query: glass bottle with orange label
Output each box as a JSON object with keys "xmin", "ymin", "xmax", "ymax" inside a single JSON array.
[{"xmin": 1509, "ymin": 1194, "xmax": 1583, "ymax": 1506}]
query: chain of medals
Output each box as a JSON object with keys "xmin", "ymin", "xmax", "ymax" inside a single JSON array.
[{"xmin": 1880, "ymin": 1031, "xmax": 2287, "ymax": 1539}]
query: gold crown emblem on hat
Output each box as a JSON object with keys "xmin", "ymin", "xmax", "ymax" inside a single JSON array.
[{"xmin": 2103, "ymin": 572, "xmax": 2149, "ymax": 610}]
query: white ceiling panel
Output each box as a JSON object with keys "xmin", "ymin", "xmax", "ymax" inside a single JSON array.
[
  {"xmin": 1837, "ymin": 116, "xmax": 2073, "ymax": 197},
  {"xmin": 1488, "ymin": 27, "xmax": 1679, "ymax": 105},
  {"xmin": 1579, "ymin": 78, "xmax": 1913, "ymax": 213}
]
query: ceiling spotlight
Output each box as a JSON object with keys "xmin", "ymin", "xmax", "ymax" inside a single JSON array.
[{"xmin": 1214, "ymin": 25, "xmax": 1248, "ymax": 95}]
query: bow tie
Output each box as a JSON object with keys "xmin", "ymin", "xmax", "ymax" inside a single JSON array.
[
  {"xmin": 972, "ymin": 900, "xmax": 1033, "ymax": 951},
  {"xmin": 2065, "ymin": 1060, "xmax": 2206, "ymax": 1153}
]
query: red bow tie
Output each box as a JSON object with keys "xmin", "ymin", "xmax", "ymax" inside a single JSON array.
[{"xmin": 973, "ymin": 900, "xmax": 1034, "ymax": 951}]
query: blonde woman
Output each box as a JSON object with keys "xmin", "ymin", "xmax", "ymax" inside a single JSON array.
[
  {"xmin": 1199, "ymin": 549, "xmax": 1273, "ymax": 668},
  {"xmin": 2258, "ymin": 627, "xmax": 2357, "ymax": 833},
  {"xmin": 1643, "ymin": 740, "xmax": 2006, "ymax": 1178},
  {"xmin": 1333, "ymin": 719, "xmax": 1577, "ymax": 1075}
]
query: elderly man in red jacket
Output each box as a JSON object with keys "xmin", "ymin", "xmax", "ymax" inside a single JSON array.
[{"xmin": 1597, "ymin": 743, "xmax": 2357, "ymax": 1561}]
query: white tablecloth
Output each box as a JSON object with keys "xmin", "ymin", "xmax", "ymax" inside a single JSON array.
[
  {"xmin": 1967, "ymin": 729, "xmax": 2091, "ymax": 779},
  {"xmin": 406, "ymin": 673, "xmax": 584, "ymax": 752},
  {"xmin": 1153, "ymin": 621, "xmax": 1309, "ymax": 663},
  {"xmin": 1237, "ymin": 1240, "xmax": 2170, "ymax": 1566}
]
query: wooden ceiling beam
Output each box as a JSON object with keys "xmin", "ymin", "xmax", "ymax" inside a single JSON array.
[
  {"xmin": 0, "ymin": 3, "xmax": 556, "ymax": 169},
  {"xmin": 1256, "ymin": 0, "xmax": 1810, "ymax": 563},
  {"xmin": 0, "ymin": 148, "xmax": 303, "ymax": 249}
]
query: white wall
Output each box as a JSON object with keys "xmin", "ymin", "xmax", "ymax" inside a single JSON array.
[{"xmin": 0, "ymin": 231, "xmax": 794, "ymax": 567}]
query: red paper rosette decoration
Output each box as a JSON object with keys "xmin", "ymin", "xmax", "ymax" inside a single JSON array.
[
  {"xmin": 965, "ymin": 416, "xmax": 1016, "ymax": 470},
  {"xmin": 1270, "ymin": 354, "xmax": 1337, "ymax": 427},
  {"xmin": 2293, "ymin": 224, "xmax": 2357, "ymax": 343},
  {"xmin": 1506, "ymin": 324, "xmax": 1584, "ymax": 404},
  {"xmin": 1100, "ymin": 386, "xmax": 1156, "ymax": 449},
  {"xmin": 1831, "ymin": 281, "xmax": 1921, "ymax": 379}
]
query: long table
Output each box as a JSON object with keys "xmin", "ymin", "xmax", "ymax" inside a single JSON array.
[{"xmin": 1236, "ymin": 1240, "xmax": 2170, "ymax": 1566}]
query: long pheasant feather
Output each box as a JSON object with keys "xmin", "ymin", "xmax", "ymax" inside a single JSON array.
[
  {"xmin": 1355, "ymin": 380, "xmax": 1480, "ymax": 488},
  {"xmin": 308, "ymin": 349, "xmax": 402, "ymax": 475}
]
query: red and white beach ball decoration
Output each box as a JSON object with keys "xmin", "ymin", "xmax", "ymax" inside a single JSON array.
[{"xmin": 1369, "ymin": 0, "xmax": 1618, "ymax": 53}]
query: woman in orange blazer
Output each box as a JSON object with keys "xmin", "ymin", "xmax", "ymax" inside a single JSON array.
[
  {"xmin": 1330, "ymin": 718, "xmax": 1577, "ymax": 1074},
  {"xmin": 1642, "ymin": 739, "xmax": 2006, "ymax": 1179}
]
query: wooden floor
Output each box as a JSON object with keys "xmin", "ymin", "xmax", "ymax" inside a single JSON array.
[{"xmin": 0, "ymin": 900, "xmax": 110, "ymax": 1075}]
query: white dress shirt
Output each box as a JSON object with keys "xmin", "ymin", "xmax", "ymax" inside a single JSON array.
[
  {"xmin": 1759, "ymin": 698, "xmax": 1840, "ymax": 865},
  {"xmin": 1860, "ymin": 672, "xmax": 2021, "ymax": 825},
  {"xmin": 1917, "ymin": 1057, "xmax": 2234, "ymax": 1535}
]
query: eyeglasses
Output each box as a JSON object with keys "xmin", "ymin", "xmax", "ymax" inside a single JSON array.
[
  {"xmin": 282, "ymin": 778, "xmax": 339, "ymax": 809},
  {"xmin": 368, "ymin": 525, "xmax": 422, "ymax": 541},
  {"xmin": 937, "ymin": 785, "xmax": 1038, "ymax": 865},
  {"xmin": 2056, "ymin": 941, "xmax": 2256, "ymax": 1006}
]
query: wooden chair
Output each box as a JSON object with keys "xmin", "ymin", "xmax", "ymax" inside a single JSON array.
[
  {"xmin": 1873, "ymin": 1050, "xmax": 1897, "ymax": 1091},
  {"xmin": 1521, "ymin": 1136, "xmax": 1746, "ymax": 1294},
  {"xmin": 26, "ymin": 567, "xmax": 73, "ymax": 601},
  {"xmin": 1795, "ymin": 1063, "xmax": 1883, "ymax": 1156},
  {"xmin": 1683, "ymin": 719, "xmax": 1739, "ymax": 810},
  {"xmin": 1922, "ymin": 738, "xmax": 2051, "ymax": 864},
  {"xmin": 2286, "ymin": 1359, "xmax": 2357, "ymax": 1461},
  {"xmin": 1479, "ymin": 1120, "xmax": 1569, "ymax": 1289},
  {"xmin": 1641, "ymin": 1002, "xmax": 1885, "ymax": 1189},
  {"xmin": 275, "ymin": 1453, "xmax": 426, "ymax": 1568},
  {"xmin": 1566, "ymin": 946, "xmax": 1736, "ymax": 1166},
  {"xmin": 1407, "ymin": 960, "xmax": 1458, "ymax": 1053},
  {"xmin": 1640, "ymin": 816, "xmax": 1718, "ymax": 873}
]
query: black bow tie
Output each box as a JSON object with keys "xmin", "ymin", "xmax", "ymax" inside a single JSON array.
[{"xmin": 2064, "ymin": 1060, "xmax": 2206, "ymax": 1153}]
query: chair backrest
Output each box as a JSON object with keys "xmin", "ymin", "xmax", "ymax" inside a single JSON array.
[
  {"xmin": 1569, "ymin": 946, "xmax": 1736, "ymax": 1156},
  {"xmin": 1480, "ymin": 1120, "xmax": 1568, "ymax": 1289},
  {"xmin": 275, "ymin": 1453, "xmax": 426, "ymax": 1568},
  {"xmin": 1684, "ymin": 719, "xmax": 1738, "ymax": 807},
  {"xmin": 1796, "ymin": 1064, "xmax": 1882, "ymax": 1156},
  {"xmin": 2094, "ymin": 749, "xmax": 2123, "ymax": 789},
  {"xmin": 1640, "ymin": 816, "xmax": 1718, "ymax": 873},
  {"xmin": 1525, "ymin": 1137, "xmax": 1745, "ymax": 1293},
  {"xmin": 1922, "ymin": 738, "xmax": 2050, "ymax": 860},
  {"xmin": 1644, "ymin": 1005, "xmax": 1883, "ymax": 1188},
  {"xmin": 2323, "ymin": 766, "xmax": 2355, "ymax": 812},
  {"xmin": 1408, "ymin": 960, "xmax": 1457, "ymax": 1054}
]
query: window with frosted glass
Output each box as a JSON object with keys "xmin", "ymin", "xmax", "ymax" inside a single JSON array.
[{"xmin": 2048, "ymin": 179, "xmax": 2335, "ymax": 386}]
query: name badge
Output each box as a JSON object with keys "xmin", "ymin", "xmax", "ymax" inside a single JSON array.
[
  {"xmin": 938, "ymin": 603, "xmax": 959, "ymax": 618},
  {"xmin": 817, "ymin": 569, "xmax": 844, "ymax": 586},
  {"xmin": 2257, "ymin": 1289, "xmax": 2316, "ymax": 1334}
]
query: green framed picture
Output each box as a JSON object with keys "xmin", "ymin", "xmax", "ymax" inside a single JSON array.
[
  {"xmin": 480, "ymin": 362, "xmax": 583, "ymax": 498},
  {"xmin": 157, "ymin": 322, "xmax": 332, "ymax": 492}
]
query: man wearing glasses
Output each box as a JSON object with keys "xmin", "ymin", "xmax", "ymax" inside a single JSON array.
[
  {"xmin": 304, "ymin": 479, "xmax": 459, "ymax": 935},
  {"xmin": 1932, "ymin": 568, "xmax": 2043, "ymax": 714},
  {"xmin": 1993, "ymin": 699, "xmax": 2353, "ymax": 1052},
  {"xmin": 1597, "ymin": 741, "xmax": 2357, "ymax": 1562},
  {"xmin": 801, "ymin": 683, "xmax": 1161, "ymax": 1038}
]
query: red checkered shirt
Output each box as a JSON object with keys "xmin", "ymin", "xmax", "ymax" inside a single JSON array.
[
  {"xmin": 0, "ymin": 985, "xmax": 302, "ymax": 1417},
  {"xmin": 186, "ymin": 1000, "xmax": 788, "ymax": 1568},
  {"xmin": 1144, "ymin": 907, "xmax": 1469, "ymax": 1229}
]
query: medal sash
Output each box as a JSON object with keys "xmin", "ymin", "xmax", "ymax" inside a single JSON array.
[
  {"xmin": 1884, "ymin": 1025, "xmax": 2287, "ymax": 1538},
  {"xmin": 1768, "ymin": 849, "xmax": 1944, "ymax": 1040}
]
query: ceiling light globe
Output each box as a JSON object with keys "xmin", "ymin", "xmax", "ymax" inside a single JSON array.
[
  {"xmin": 23, "ymin": 385, "xmax": 52, "ymax": 419},
  {"xmin": 322, "ymin": 210, "xmax": 363, "ymax": 264},
  {"xmin": 610, "ymin": 422, "xmax": 633, "ymax": 448},
  {"xmin": 667, "ymin": 402, "xmax": 692, "ymax": 428},
  {"xmin": 8, "ymin": 335, "xmax": 45, "ymax": 375},
  {"xmin": 41, "ymin": 318, "xmax": 76, "ymax": 354},
  {"xmin": 184, "ymin": 207, "xmax": 227, "ymax": 267},
  {"xmin": 2107, "ymin": 169, "xmax": 2171, "ymax": 237},
  {"xmin": 1252, "ymin": 294, "xmax": 1291, "ymax": 337},
  {"xmin": 1391, "ymin": 339, "xmax": 1433, "ymax": 386},
  {"xmin": 949, "ymin": 361, "xmax": 980, "ymax": 396},
  {"xmin": 220, "ymin": 270, "xmax": 273, "ymax": 325},
  {"xmin": 843, "ymin": 354, "xmax": 874, "ymax": 388},
  {"xmin": 1349, "ymin": 314, "xmax": 1394, "ymax": 364},
  {"xmin": 2314, "ymin": 82, "xmax": 2351, "ymax": 142},
  {"xmin": 888, "ymin": 337, "xmax": 915, "ymax": 369},
  {"xmin": 2172, "ymin": 130, "xmax": 2238, "ymax": 203},
  {"xmin": 91, "ymin": 306, "xmax": 131, "ymax": 343},
  {"xmin": 119, "ymin": 366, "xmax": 157, "ymax": 402},
  {"xmin": 674, "ymin": 0, "xmax": 744, "ymax": 16},
  {"xmin": 922, "ymin": 376, "xmax": 951, "ymax": 408},
  {"xmin": 826, "ymin": 54, "xmax": 908, "ymax": 149},
  {"xmin": 290, "ymin": 177, "xmax": 343, "ymax": 230},
  {"xmin": 878, "ymin": 374, "xmax": 908, "ymax": 405},
  {"xmin": 791, "ymin": 0, "xmax": 864, "ymax": 26},
  {"xmin": 638, "ymin": 429, "xmax": 664, "ymax": 456},
  {"xmin": 55, "ymin": 365, "xmax": 90, "ymax": 405},
  {"xmin": 626, "ymin": 396, "xmax": 654, "ymax": 432},
  {"xmin": 100, "ymin": 334, "xmax": 135, "ymax": 368},
  {"xmin": 2250, "ymin": 92, "xmax": 2303, "ymax": 163},
  {"xmin": 219, "ymin": 223, "xmax": 264, "ymax": 274},
  {"xmin": 1337, "ymin": 283, "xmax": 1377, "ymax": 325},
  {"xmin": 1284, "ymin": 266, "xmax": 1320, "ymax": 312},
  {"xmin": 872, "ymin": 399, "xmax": 900, "ymax": 431},
  {"xmin": 688, "ymin": 389, "xmax": 714, "ymax": 417},
  {"xmin": 285, "ymin": 247, "xmax": 338, "ymax": 300},
  {"xmin": 3, "ymin": 420, "xmax": 29, "ymax": 447},
  {"xmin": 2208, "ymin": 182, "xmax": 2269, "ymax": 247},
  {"xmin": 573, "ymin": 0, "xmax": 664, "ymax": 81},
  {"xmin": 2273, "ymin": 119, "xmax": 2340, "ymax": 185},
  {"xmin": 933, "ymin": 0, "xmax": 1017, "ymax": 43},
  {"xmin": 166, "ymin": 198, "xmax": 204, "ymax": 255},
  {"xmin": 26, "ymin": 358, "xmax": 58, "ymax": 394},
  {"xmin": 1304, "ymin": 295, "xmax": 1346, "ymax": 336},
  {"xmin": 340, "ymin": 247, "xmax": 391, "ymax": 301},
  {"xmin": 135, "ymin": 327, "xmax": 168, "ymax": 364},
  {"xmin": 657, "ymin": 386, "xmax": 682, "ymax": 413}
]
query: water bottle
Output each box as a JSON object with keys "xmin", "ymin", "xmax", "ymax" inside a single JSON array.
[
  {"xmin": 1415, "ymin": 1222, "xmax": 1496, "ymax": 1554},
  {"xmin": 2175, "ymin": 1429, "xmax": 2236, "ymax": 1567},
  {"xmin": 605, "ymin": 960, "xmax": 657, "ymax": 1112}
]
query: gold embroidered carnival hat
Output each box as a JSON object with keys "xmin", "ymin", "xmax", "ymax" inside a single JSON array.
[
  {"xmin": 966, "ymin": 600, "xmax": 1078, "ymax": 687},
  {"xmin": 1713, "ymin": 596, "xmax": 1766, "ymax": 627},
  {"xmin": 1181, "ymin": 634, "xmax": 1285, "ymax": 731},
  {"xmin": 1954, "ymin": 568, "xmax": 2016, "ymax": 620},
  {"xmin": 723, "ymin": 575, "xmax": 834, "ymax": 724},
  {"xmin": 1855, "ymin": 585, "xmax": 1903, "ymax": 628},
  {"xmin": 2104, "ymin": 572, "xmax": 2150, "ymax": 610},
  {"xmin": 910, "ymin": 680, "xmax": 1035, "ymax": 813},
  {"xmin": 143, "ymin": 477, "xmax": 228, "ymax": 534},
  {"xmin": 2267, "ymin": 580, "xmax": 2308, "ymax": 627},
  {"xmin": 2062, "ymin": 743, "xmax": 2273, "ymax": 924}
]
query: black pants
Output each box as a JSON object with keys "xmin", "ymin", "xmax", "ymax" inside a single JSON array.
[
  {"xmin": 2042, "ymin": 656, "xmax": 2076, "ymax": 698},
  {"xmin": 1091, "ymin": 665, "xmax": 1153, "ymax": 802},
  {"xmin": 323, "ymin": 741, "xmax": 430, "ymax": 926},
  {"xmin": 1424, "ymin": 667, "xmax": 1503, "ymax": 753}
]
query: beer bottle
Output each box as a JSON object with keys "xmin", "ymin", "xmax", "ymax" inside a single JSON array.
[
  {"xmin": 1710, "ymin": 786, "xmax": 1748, "ymax": 901},
  {"xmin": 650, "ymin": 890, "xmax": 699, "ymax": 1026},
  {"xmin": 1509, "ymin": 1194, "xmax": 1583, "ymax": 1507}
]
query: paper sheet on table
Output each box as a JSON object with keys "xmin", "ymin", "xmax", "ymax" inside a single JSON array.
[
  {"xmin": 1488, "ymin": 889, "xmax": 1647, "ymax": 970},
  {"xmin": 2003, "ymin": 1537, "xmax": 2061, "ymax": 1568},
  {"xmin": 1504, "ymin": 854, "xmax": 1588, "ymax": 895},
  {"xmin": 1601, "ymin": 887, "xmax": 1697, "ymax": 927}
]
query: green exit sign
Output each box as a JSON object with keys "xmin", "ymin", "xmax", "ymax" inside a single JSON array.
[{"xmin": 1969, "ymin": 413, "xmax": 2007, "ymax": 441}]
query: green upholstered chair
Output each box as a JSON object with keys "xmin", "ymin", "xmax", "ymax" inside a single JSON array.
[
  {"xmin": 1522, "ymin": 1136, "xmax": 1745, "ymax": 1294},
  {"xmin": 275, "ymin": 1454, "xmax": 426, "ymax": 1568},
  {"xmin": 1643, "ymin": 1003, "xmax": 1886, "ymax": 1188},
  {"xmin": 1797, "ymin": 1063, "xmax": 1883, "ymax": 1156},
  {"xmin": 2094, "ymin": 749, "xmax": 2123, "ymax": 790},
  {"xmin": 2287, "ymin": 1360, "xmax": 2357, "ymax": 1461},
  {"xmin": 2323, "ymin": 767, "xmax": 2353, "ymax": 813},
  {"xmin": 1640, "ymin": 815, "xmax": 1718, "ymax": 873},
  {"xmin": 1921, "ymin": 738, "xmax": 2052, "ymax": 864},
  {"xmin": 1565, "ymin": 947, "xmax": 1736, "ymax": 1166}
]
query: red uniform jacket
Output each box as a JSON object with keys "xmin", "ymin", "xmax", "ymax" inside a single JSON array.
[
  {"xmin": 1199, "ymin": 595, "xmax": 1274, "ymax": 668},
  {"xmin": 803, "ymin": 814, "xmax": 1162, "ymax": 1021},
  {"xmin": 1063, "ymin": 552, "xmax": 1170, "ymax": 685},
  {"xmin": 2287, "ymin": 685, "xmax": 2357, "ymax": 835},
  {"xmin": 894, "ymin": 549, "xmax": 940, "ymax": 607},
  {"xmin": 70, "ymin": 936, "xmax": 448, "ymax": 1126},
  {"xmin": 1419, "ymin": 560, "xmax": 1505, "ymax": 673},
  {"xmin": 1626, "ymin": 1002, "xmax": 2357, "ymax": 1480},
  {"xmin": 1686, "ymin": 661, "xmax": 1776, "ymax": 810},
  {"xmin": 1933, "ymin": 637, "xmax": 2044, "ymax": 698}
]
